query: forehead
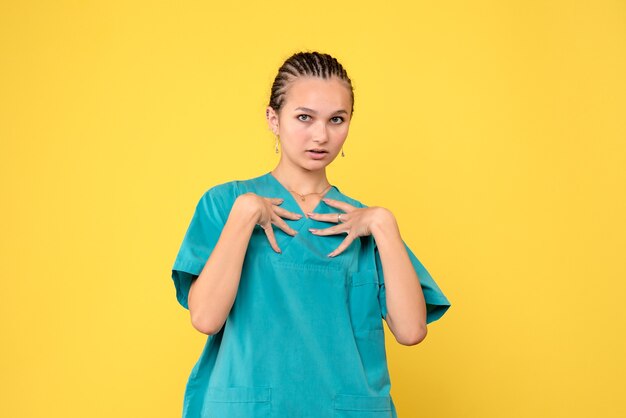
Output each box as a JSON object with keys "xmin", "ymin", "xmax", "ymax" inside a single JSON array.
[{"xmin": 284, "ymin": 76, "xmax": 351, "ymax": 111}]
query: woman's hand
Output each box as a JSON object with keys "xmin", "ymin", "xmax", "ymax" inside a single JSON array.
[
  {"xmin": 239, "ymin": 192, "xmax": 302, "ymax": 253},
  {"xmin": 307, "ymin": 197, "xmax": 393, "ymax": 257}
]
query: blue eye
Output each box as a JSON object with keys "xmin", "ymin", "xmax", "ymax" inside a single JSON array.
[
  {"xmin": 297, "ymin": 114, "xmax": 311, "ymax": 121},
  {"xmin": 331, "ymin": 116, "xmax": 344, "ymax": 124}
]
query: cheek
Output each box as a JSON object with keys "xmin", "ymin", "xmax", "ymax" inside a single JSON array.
[
  {"xmin": 333, "ymin": 125, "xmax": 350, "ymax": 140},
  {"xmin": 282, "ymin": 123, "xmax": 307, "ymax": 137},
  {"xmin": 280, "ymin": 127, "xmax": 308, "ymax": 150}
]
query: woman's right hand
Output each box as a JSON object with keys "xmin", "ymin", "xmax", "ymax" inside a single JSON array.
[{"xmin": 238, "ymin": 192, "xmax": 302, "ymax": 253}]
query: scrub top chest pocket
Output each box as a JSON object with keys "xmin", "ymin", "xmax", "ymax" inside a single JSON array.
[
  {"xmin": 201, "ymin": 386, "xmax": 271, "ymax": 418},
  {"xmin": 333, "ymin": 393, "xmax": 393, "ymax": 418},
  {"xmin": 349, "ymin": 269, "xmax": 384, "ymax": 333}
]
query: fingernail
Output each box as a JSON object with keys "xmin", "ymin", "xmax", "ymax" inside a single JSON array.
[
  {"xmin": 306, "ymin": 212, "xmax": 314, "ymax": 217},
  {"xmin": 327, "ymin": 252, "xmax": 335, "ymax": 257},
  {"xmin": 309, "ymin": 228, "xmax": 317, "ymax": 232}
]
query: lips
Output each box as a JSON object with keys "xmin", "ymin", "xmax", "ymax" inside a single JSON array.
[{"xmin": 306, "ymin": 149, "xmax": 329, "ymax": 160}]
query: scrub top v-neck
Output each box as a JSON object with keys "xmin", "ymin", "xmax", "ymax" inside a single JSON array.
[
  {"xmin": 171, "ymin": 172, "xmax": 451, "ymax": 418},
  {"xmin": 266, "ymin": 171, "xmax": 334, "ymax": 219}
]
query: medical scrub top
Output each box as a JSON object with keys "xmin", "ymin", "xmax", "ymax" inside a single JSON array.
[{"xmin": 171, "ymin": 171, "xmax": 451, "ymax": 418}]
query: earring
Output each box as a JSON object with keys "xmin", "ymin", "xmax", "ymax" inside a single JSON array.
[
  {"xmin": 275, "ymin": 135, "xmax": 280, "ymax": 154},
  {"xmin": 341, "ymin": 147, "xmax": 345, "ymax": 157}
]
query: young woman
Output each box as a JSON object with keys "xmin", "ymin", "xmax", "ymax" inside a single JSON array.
[{"xmin": 171, "ymin": 51, "xmax": 451, "ymax": 418}]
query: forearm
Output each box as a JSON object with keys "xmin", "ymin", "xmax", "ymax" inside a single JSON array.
[
  {"xmin": 371, "ymin": 209, "xmax": 427, "ymax": 345},
  {"xmin": 188, "ymin": 196, "xmax": 258, "ymax": 335}
]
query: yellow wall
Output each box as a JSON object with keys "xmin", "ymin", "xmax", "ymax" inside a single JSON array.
[{"xmin": 1, "ymin": 1, "xmax": 624, "ymax": 417}]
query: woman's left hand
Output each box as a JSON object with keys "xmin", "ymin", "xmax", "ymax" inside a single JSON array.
[{"xmin": 307, "ymin": 197, "xmax": 391, "ymax": 257}]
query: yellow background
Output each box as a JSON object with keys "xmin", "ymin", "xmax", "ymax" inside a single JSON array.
[{"xmin": 1, "ymin": 1, "xmax": 624, "ymax": 417}]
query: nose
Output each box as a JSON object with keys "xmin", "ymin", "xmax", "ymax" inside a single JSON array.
[{"xmin": 312, "ymin": 122, "xmax": 329, "ymax": 144}]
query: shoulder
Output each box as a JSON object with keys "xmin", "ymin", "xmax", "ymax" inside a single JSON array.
[
  {"xmin": 199, "ymin": 172, "xmax": 267, "ymax": 205},
  {"xmin": 333, "ymin": 186, "xmax": 370, "ymax": 209},
  {"xmin": 203, "ymin": 179, "xmax": 241, "ymax": 200},
  {"xmin": 189, "ymin": 179, "xmax": 243, "ymax": 224},
  {"xmin": 191, "ymin": 180, "xmax": 240, "ymax": 219}
]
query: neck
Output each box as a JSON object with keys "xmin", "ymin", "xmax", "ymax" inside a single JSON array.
[{"xmin": 270, "ymin": 163, "xmax": 330, "ymax": 194}]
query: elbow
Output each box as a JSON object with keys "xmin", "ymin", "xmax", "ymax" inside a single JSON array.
[
  {"xmin": 387, "ymin": 312, "xmax": 428, "ymax": 346},
  {"xmin": 190, "ymin": 310, "xmax": 224, "ymax": 336},
  {"xmin": 188, "ymin": 291, "xmax": 225, "ymax": 335},
  {"xmin": 397, "ymin": 324, "xmax": 428, "ymax": 346}
]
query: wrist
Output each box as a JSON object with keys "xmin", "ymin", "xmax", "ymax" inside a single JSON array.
[
  {"xmin": 231, "ymin": 194, "xmax": 261, "ymax": 227},
  {"xmin": 370, "ymin": 207, "xmax": 399, "ymax": 237}
]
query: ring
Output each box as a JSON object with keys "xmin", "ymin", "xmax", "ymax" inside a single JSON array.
[{"xmin": 337, "ymin": 213, "xmax": 343, "ymax": 223}]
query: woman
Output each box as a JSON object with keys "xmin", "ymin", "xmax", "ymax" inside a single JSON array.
[{"xmin": 171, "ymin": 51, "xmax": 451, "ymax": 418}]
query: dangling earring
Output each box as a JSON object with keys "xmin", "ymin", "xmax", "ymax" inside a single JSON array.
[
  {"xmin": 275, "ymin": 135, "xmax": 280, "ymax": 154},
  {"xmin": 341, "ymin": 147, "xmax": 345, "ymax": 157}
]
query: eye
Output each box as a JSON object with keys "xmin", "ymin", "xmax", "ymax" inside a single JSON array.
[
  {"xmin": 297, "ymin": 114, "xmax": 311, "ymax": 121},
  {"xmin": 330, "ymin": 116, "xmax": 344, "ymax": 124}
]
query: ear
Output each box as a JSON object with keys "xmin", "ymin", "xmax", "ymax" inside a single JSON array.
[{"xmin": 266, "ymin": 106, "xmax": 279, "ymax": 135}]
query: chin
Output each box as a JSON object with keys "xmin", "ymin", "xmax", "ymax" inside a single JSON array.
[{"xmin": 303, "ymin": 160, "xmax": 331, "ymax": 171}]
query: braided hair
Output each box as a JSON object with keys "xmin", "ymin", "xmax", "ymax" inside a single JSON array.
[{"xmin": 268, "ymin": 51, "xmax": 354, "ymax": 116}]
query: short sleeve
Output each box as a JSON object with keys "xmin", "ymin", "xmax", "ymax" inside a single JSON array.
[
  {"xmin": 171, "ymin": 183, "xmax": 237, "ymax": 309},
  {"xmin": 374, "ymin": 240, "xmax": 451, "ymax": 324}
]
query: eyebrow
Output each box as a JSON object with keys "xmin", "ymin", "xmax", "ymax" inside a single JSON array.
[{"xmin": 294, "ymin": 107, "xmax": 348, "ymax": 115}]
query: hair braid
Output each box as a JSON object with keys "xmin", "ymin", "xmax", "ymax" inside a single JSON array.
[{"xmin": 268, "ymin": 51, "xmax": 354, "ymax": 116}]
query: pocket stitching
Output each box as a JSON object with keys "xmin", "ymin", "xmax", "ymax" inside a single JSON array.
[
  {"xmin": 349, "ymin": 271, "xmax": 384, "ymax": 332},
  {"xmin": 204, "ymin": 386, "xmax": 271, "ymax": 403},
  {"xmin": 350, "ymin": 270, "xmax": 379, "ymax": 287},
  {"xmin": 333, "ymin": 393, "xmax": 392, "ymax": 411},
  {"xmin": 269, "ymin": 258, "xmax": 344, "ymax": 273}
]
